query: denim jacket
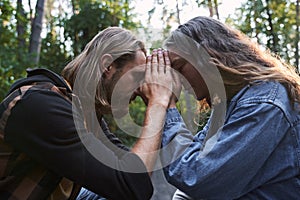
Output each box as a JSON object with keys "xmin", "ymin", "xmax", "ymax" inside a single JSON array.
[{"xmin": 161, "ymin": 81, "xmax": 300, "ymax": 199}]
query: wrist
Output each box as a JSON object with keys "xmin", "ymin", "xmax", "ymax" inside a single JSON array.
[
  {"xmin": 147, "ymin": 100, "xmax": 169, "ymax": 110},
  {"xmin": 168, "ymin": 98, "xmax": 177, "ymax": 108},
  {"xmin": 168, "ymin": 102, "xmax": 177, "ymax": 108}
]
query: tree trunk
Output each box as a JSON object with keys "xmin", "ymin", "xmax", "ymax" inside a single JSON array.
[
  {"xmin": 16, "ymin": 0, "xmax": 25, "ymax": 49},
  {"xmin": 213, "ymin": 0, "xmax": 219, "ymax": 19},
  {"xmin": 71, "ymin": 0, "xmax": 76, "ymax": 15},
  {"xmin": 28, "ymin": 0, "xmax": 33, "ymax": 22},
  {"xmin": 29, "ymin": 0, "xmax": 46, "ymax": 65},
  {"xmin": 176, "ymin": 0, "xmax": 181, "ymax": 24},
  {"xmin": 207, "ymin": 0, "xmax": 214, "ymax": 17},
  {"xmin": 265, "ymin": 0, "xmax": 278, "ymax": 53}
]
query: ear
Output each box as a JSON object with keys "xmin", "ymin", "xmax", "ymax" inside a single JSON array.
[{"xmin": 100, "ymin": 54, "xmax": 113, "ymax": 75}]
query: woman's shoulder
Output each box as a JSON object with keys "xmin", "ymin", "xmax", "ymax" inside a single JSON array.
[
  {"xmin": 234, "ymin": 81, "xmax": 288, "ymax": 104},
  {"xmin": 232, "ymin": 81, "xmax": 299, "ymax": 123}
]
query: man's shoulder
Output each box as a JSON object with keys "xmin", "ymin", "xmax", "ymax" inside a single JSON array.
[{"xmin": 8, "ymin": 68, "xmax": 71, "ymax": 95}]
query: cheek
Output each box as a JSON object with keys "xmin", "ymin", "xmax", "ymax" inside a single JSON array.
[
  {"xmin": 188, "ymin": 67, "xmax": 203, "ymax": 83},
  {"xmin": 183, "ymin": 67, "xmax": 207, "ymax": 89},
  {"xmin": 180, "ymin": 67, "xmax": 196, "ymax": 86},
  {"xmin": 113, "ymin": 73, "xmax": 137, "ymax": 98}
]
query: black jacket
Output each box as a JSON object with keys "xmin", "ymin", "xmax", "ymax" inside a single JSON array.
[{"xmin": 0, "ymin": 68, "xmax": 153, "ymax": 200}]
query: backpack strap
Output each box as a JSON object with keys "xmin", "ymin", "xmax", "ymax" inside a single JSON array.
[
  {"xmin": 0, "ymin": 82, "xmax": 72, "ymax": 139},
  {"xmin": 6, "ymin": 68, "xmax": 71, "ymax": 97}
]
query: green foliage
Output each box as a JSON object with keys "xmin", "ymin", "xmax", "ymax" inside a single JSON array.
[
  {"xmin": 103, "ymin": 96, "xmax": 146, "ymax": 147},
  {"xmin": 0, "ymin": 0, "xmax": 14, "ymax": 21},
  {"xmin": 0, "ymin": 0, "xmax": 139, "ymax": 98},
  {"xmin": 39, "ymin": 18, "xmax": 70, "ymax": 74},
  {"xmin": 0, "ymin": 1, "xmax": 32, "ymax": 100},
  {"xmin": 229, "ymin": 0, "xmax": 299, "ymax": 67},
  {"xmin": 64, "ymin": 0, "xmax": 138, "ymax": 56}
]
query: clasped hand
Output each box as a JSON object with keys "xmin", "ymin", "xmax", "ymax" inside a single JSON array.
[{"xmin": 139, "ymin": 49, "xmax": 181, "ymax": 109}]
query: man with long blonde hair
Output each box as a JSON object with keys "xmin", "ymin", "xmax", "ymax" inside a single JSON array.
[{"xmin": 0, "ymin": 27, "xmax": 175, "ymax": 200}]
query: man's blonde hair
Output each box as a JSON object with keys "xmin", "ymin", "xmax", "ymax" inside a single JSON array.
[{"xmin": 62, "ymin": 27, "xmax": 145, "ymax": 107}]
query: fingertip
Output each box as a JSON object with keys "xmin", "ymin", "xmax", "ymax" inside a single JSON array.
[{"xmin": 147, "ymin": 55, "xmax": 152, "ymax": 62}]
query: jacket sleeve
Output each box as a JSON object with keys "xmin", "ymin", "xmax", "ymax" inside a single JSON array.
[
  {"xmin": 161, "ymin": 104, "xmax": 289, "ymax": 199},
  {"xmin": 100, "ymin": 119, "xmax": 130, "ymax": 152},
  {"xmin": 4, "ymin": 89, "xmax": 153, "ymax": 200}
]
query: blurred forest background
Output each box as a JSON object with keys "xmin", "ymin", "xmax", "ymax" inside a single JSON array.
[{"xmin": 0, "ymin": 0, "xmax": 299, "ymax": 146}]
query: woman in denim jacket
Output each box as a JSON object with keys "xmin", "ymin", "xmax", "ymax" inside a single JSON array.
[{"xmin": 149, "ymin": 16, "xmax": 300, "ymax": 199}]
